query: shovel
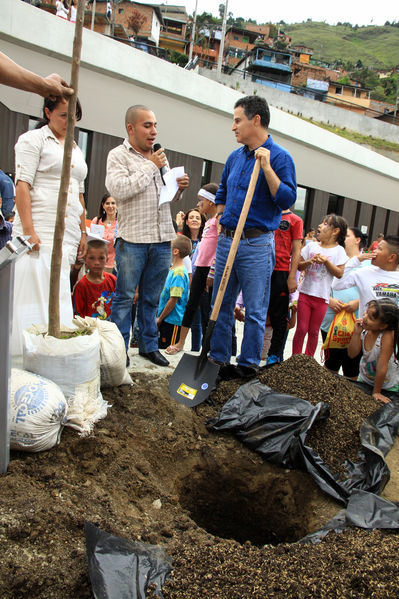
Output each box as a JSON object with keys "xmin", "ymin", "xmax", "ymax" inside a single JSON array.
[{"xmin": 169, "ymin": 160, "xmax": 261, "ymax": 407}]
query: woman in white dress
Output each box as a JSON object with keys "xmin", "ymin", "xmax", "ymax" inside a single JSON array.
[
  {"xmin": 56, "ymin": 0, "xmax": 69, "ymax": 19},
  {"xmin": 69, "ymin": 0, "xmax": 77, "ymax": 22},
  {"xmin": 12, "ymin": 96, "xmax": 87, "ymax": 360}
]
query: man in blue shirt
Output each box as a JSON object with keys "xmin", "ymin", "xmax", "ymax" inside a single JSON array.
[{"xmin": 210, "ymin": 95, "xmax": 297, "ymax": 376}]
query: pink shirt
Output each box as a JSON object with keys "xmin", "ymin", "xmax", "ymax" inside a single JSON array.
[
  {"xmin": 92, "ymin": 217, "xmax": 117, "ymax": 269},
  {"xmin": 195, "ymin": 217, "xmax": 218, "ymax": 267}
]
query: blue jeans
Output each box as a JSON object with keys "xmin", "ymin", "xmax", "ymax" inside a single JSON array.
[
  {"xmin": 210, "ymin": 232, "xmax": 275, "ymax": 367},
  {"xmin": 111, "ymin": 239, "xmax": 171, "ymax": 352}
]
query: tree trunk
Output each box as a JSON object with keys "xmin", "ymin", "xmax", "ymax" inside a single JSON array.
[{"xmin": 48, "ymin": 0, "xmax": 85, "ymax": 338}]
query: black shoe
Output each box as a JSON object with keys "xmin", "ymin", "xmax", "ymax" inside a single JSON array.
[
  {"xmin": 236, "ymin": 364, "xmax": 258, "ymax": 378},
  {"xmin": 139, "ymin": 350, "xmax": 170, "ymax": 367},
  {"xmin": 218, "ymin": 363, "xmax": 241, "ymax": 380}
]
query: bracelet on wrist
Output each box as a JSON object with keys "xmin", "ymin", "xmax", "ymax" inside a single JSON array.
[{"xmin": 80, "ymin": 230, "xmax": 87, "ymax": 235}]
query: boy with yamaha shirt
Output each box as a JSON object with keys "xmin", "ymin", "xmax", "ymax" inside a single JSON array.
[
  {"xmin": 333, "ymin": 235, "xmax": 399, "ymax": 316},
  {"xmin": 266, "ymin": 208, "xmax": 303, "ymax": 364}
]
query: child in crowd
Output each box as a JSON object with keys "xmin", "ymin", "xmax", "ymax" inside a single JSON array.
[
  {"xmin": 302, "ymin": 228, "xmax": 316, "ymax": 246},
  {"xmin": 165, "ymin": 183, "xmax": 219, "ymax": 355},
  {"xmin": 333, "ymin": 235, "xmax": 399, "ymax": 318},
  {"xmin": 348, "ymin": 299, "xmax": 399, "ymax": 403},
  {"xmin": 157, "ymin": 235, "xmax": 192, "ymax": 349},
  {"xmin": 73, "ymin": 239, "xmax": 116, "ymax": 319},
  {"xmin": 266, "ymin": 207, "xmax": 303, "ymax": 365},
  {"xmin": 292, "ymin": 214, "xmax": 348, "ymax": 357},
  {"xmin": 91, "ymin": 193, "xmax": 118, "ymax": 273},
  {"xmin": 321, "ymin": 227, "xmax": 370, "ymax": 379}
]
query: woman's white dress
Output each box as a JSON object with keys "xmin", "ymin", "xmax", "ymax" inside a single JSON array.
[
  {"xmin": 11, "ymin": 125, "xmax": 87, "ymax": 360},
  {"xmin": 56, "ymin": 0, "xmax": 68, "ymax": 19}
]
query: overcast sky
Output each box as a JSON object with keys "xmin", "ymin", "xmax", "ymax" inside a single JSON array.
[{"xmin": 161, "ymin": 0, "xmax": 398, "ymax": 26}]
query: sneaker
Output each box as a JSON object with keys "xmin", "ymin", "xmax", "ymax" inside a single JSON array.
[{"xmin": 266, "ymin": 355, "xmax": 279, "ymax": 366}]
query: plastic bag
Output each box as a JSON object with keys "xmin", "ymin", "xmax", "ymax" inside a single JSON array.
[
  {"xmin": 346, "ymin": 490, "xmax": 399, "ymax": 528},
  {"xmin": 208, "ymin": 379, "xmax": 399, "ymax": 505},
  {"xmin": 85, "ymin": 522, "xmax": 172, "ymax": 599},
  {"xmin": 9, "ymin": 368, "xmax": 67, "ymax": 452},
  {"xmin": 74, "ymin": 316, "xmax": 132, "ymax": 387},
  {"xmin": 23, "ymin": 323, "xmax": 109, "ymax": 435},
  {"xmin": 299, "ymin": 491, "xmax": 399, "ymax": 543},
  {"xmin": 322, "ymin": 308, "xmax": 356, "ymax": 350}
]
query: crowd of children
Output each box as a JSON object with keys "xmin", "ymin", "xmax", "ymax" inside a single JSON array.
[
  {"xmin": 10, "ymin": 157, "xmax": 396, "ymax": 404},
  {"xmin": 75, "ymin": 194, "xmax": 399, "ymax": 406}
]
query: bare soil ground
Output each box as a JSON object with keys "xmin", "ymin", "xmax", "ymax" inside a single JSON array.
[{"xmin": 1, "ymin": 354, "xmax": 399, "ymax": 598}]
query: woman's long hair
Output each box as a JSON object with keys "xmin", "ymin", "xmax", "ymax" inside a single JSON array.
[
  {"xmin": 36, "ymin": 96, "xmax": 82, "ymax": 129},
  {"xmin": 182, "ymin": 208, "xmax": 205, "ymax": 241},
  {"xmin": 324, "ymin": 214, "xmax": 348, "ymax": 247},
  {"xmin": 97, "ymin": 193, "xmax": 116, "ymax": 222}
]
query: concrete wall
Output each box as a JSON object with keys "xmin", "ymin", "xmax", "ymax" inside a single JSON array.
[
  {"xmin": 342, "ymin": 198, "xmax": 358, "ymax": 226},
  {"xmin": 386, "ymin": 212, "xmax": 399, "ymax": 236},
  {"xmin": 370, "ymin": 207, "xmax": 388, "ymax": 242},
  {"xmin": 202, "ymin": 70, "xmax": 399, "ymax": 145},
  {"xmin": 1, "ymin": 0, "xmax": 399, "ymax": 216},
  {"xmin": 357, "ymin": 203, "xmax": 374, "ymax": 234},
  {"xmin": 308, "ymin": 190, "xmax": 329, "ymax": 229}
]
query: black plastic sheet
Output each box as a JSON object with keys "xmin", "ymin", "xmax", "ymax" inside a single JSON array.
[
  {"xmin": 299, "ymin": 491, "xmax": 399, "ymax": 543},
  {"xmin": 208, "ymin": 379, "xmax": 399, "ymax": 507},
  {"xmin": 346, "ymin": 490, "xmax": 399, "ymax": 528},
  {"xmin": 85, "ymin": 521, "xmax": 172, "ymax": 599}
]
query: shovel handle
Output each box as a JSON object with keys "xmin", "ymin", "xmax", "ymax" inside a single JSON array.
[{"xmin": 210, "ymin": 159, "xmax": 261, "ymax": 321}]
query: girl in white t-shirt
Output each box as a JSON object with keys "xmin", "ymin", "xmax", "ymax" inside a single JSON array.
[
  {"xmin": 292, "ymin": 214, "xmax": 348, "ymax": 357},
  {"xmin": 348, "ymin": 298, "xmax": 399, "ymax": 403}
]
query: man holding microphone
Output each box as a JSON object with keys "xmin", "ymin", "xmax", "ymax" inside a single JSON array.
[{"xmin": 106, "ymin": 104, "xmax": 189, "ymax": 366}]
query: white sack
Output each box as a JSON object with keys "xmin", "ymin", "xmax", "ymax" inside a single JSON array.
[
  {"xmin": 74, "ymin": 316, "xmax": 132, "ymax": 387},
  {"xmin": 23, "ymin": 323, "xmax": 109, "ymax": 435},
  {"xmin": 10, "ymin": 368, "xmax": 67, "ymax": 452}
]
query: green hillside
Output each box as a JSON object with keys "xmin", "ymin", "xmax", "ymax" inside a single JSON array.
[{"xmin": 283, "ymin": 22, "xmax": 399, "ymax": 68}]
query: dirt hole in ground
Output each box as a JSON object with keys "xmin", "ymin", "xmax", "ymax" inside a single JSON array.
[{"xmin": 177, "ymin": 454, "xmax": 316, "ymax": 546}]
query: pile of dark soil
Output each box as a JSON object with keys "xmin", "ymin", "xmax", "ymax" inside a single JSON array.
[
  {"xmin": 0, "ymin": 356, "xmax": 398, "ymax": 598},
  {"xmin": 212, "ymin": 354, "xmax": 379, "ymax": 477}
]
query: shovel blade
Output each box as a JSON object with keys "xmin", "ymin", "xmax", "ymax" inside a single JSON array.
[{"xmin": 169, "ymin": 353, "xmax": 220, "ymax": 407}]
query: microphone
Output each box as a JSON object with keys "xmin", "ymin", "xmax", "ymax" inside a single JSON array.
[{"xmin": 153, "ymin": 143, "xmax": 167, "ymax": 183}]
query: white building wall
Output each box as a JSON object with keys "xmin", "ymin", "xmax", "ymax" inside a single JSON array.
[
  {"xmin": 151, "ymin": 12, "xmax": 160, "ymax": 45},
  {"xmin": 0, "ymin": 0, "xmax": 398, "ymax": 211},
  {"xmin": 202, "ymin": 69, "xmax": 399, "ymax": 145}
]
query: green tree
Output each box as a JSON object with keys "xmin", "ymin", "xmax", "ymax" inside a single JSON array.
[
  {"xmin": 336, "ymin": 74, "xmax": 351, "ymax": 85},
  {"xmin": 371, "ymin": 85, "xmax": 387, "ymax": 101},
  {"xmin": 274, "ymin": 40, "xmax": 288, "ymax": 50},
  {"xmin": 268, "ymin": 23, "xmax": 277, "ymax": 38},
  {"xmin": 381, "ymin": 73, "xmax": 399, "ymax": 103},
  {"xmin": 168, "ymin": 50, "xmax": 189, "ymax": 67}
]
